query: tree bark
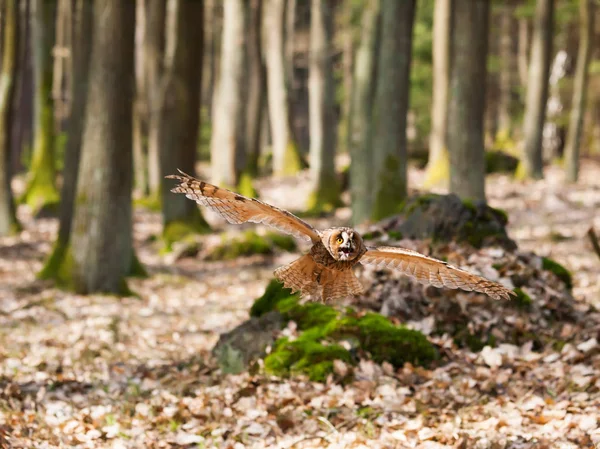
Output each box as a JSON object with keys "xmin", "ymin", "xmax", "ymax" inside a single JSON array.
[
  {"xmin": 518, "ymin": 18, "xmax": 530, "ymax": 88},
  {"xmin": 264, "ymin": 0, "xmax": 302, "ymax": 176},
  {"xmin": 448, "ymin": 0, "xmax": 489, "ymax": 202},
  {"xmin": 39, "ymin": 0, "xmax": 93, "ymax": 280},
  {"xmin": 423, "ymin": 0, "xmax": 451, "ymax": 189},
  {"xmin": 307, "ymin": 0, "xmax": 340, "ymax": 213},
  {"xmin": 348, "ymin": 0, "xmax": 379, "ymax": 226},
  {"xmin": 519, "ymin": 0, "xmax": 553, "ymax": 180},
  {"xmin": 22, "ymin": 0, "xmax": 59, "ymax": 215},
  {"xmin": 210, "ymin": 0, "xmax": 247, "ymax": 187},
  {"xmin": 497, "ymin": 0, "xmax": 517, "ymax": 135},
  {"xmin": 370, "ymin": 0, "xmax": 415, "ymax": 221},
  {"xmin": 564, "ymin": 0, "xmax": 593, "ymax": 183},
  {"xmin": 0, "ymin": 0, "xmax": 21, "ymax": 236},
  {"xmin": 70, "ymin": 0, "xmax": 139, "ymax": 294},
  {"xmin": 133, "ymin": 0, "xmax": 149, "ymax": 195},
  {"xmin": 158, "ymin": 0, "xmax": 210, "ymax": 249},
  {"xmin": 245, "ymin": 0, "xmax": 266, "ymax": 177},
  {"xmin": 145, "ymin": 0, "xmax": 166, "ymax": 199}
]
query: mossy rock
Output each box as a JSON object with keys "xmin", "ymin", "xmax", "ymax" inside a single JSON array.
[
  {"xmin": 512, "ymin": 287, "xmax": 532, "ymax": 309},
  {"xmin": 542, "ymin": 257, "xmax": 573, "ymax": 290},
  {"xmin": 485, "ymin": 150, "xmax": 519, "ymax": 174},
  {"xmin": 383, "ymin": 193, "xmax": 517, "ymax": 250},
  {"xmin": 252, "ymin": 280, "xmax": 436, "ymax": 381},
  {"xmin": 206, "ymin": 230, "xmax": 297, "ymax": 261}
]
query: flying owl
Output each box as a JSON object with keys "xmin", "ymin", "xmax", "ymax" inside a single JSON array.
[{"xmin": 166, "ymin": 171, "xmax": 515, "ymax": 302}]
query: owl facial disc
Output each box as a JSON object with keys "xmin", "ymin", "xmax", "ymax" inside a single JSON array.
[{"xmin": 337, "ymin": 230, "xmax": 359, "ymax": 261}]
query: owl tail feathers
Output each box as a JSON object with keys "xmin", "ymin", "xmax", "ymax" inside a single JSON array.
[
  {"xmin": 274, "ymin": 254, "xmax": 320, "ymax": 298},
  {"xmin": 320, "ymin": 269, "xmax": 364, "ymax": 302}
]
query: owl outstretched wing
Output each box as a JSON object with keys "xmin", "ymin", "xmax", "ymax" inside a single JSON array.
[
  {"xmin": 360, "ymin": 246, "xmax": 515, "ymax": 300},
  {"xmin": 166, "ymin": 170, "xmax": 321, "ymax": 243}
]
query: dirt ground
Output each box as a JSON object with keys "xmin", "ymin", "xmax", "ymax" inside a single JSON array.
[{"xmin": 1, "ymin": 161, "xmax": 599, "ymax": 449}]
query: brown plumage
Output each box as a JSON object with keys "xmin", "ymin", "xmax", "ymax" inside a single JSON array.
[{"xmin": 167, "ymin": 171, "xmax": 516, "ymax": 302}]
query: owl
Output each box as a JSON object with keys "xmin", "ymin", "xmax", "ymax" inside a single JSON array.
[{"xmin": 166, "ymin": 171, "xmax": 515, "ymax": 302}]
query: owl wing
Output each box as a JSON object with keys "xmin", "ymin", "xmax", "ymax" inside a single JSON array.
[
  {"xmin": 166, "ymin": 170, "xmax": 321, "ymax": 243},
  {"xmin": 359, "ymin": 246, "xmax": 515, "ymax": 300}
]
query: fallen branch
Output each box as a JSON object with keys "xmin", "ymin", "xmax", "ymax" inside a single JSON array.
[{"xmin": 588, "ymin": 227, "xmax": 600, "ymax": 262}]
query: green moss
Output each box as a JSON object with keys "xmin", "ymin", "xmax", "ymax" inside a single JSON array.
[
  {"xmin": 485, "ymin": 150, "xmax": 519, "ymax": 174},
  {"xmin": 237, "ymin": 172, "xmax": 258, "ymax": 198},
  {"xmin": 279, "ymin": 300, "xmax": 339, "ymax": 331},
  {"xmin": 161, "ymin": 212, "xmax": 211, "ymax": 252},
  {"xmin": 387, "ymin": 230, "xmax": 403, "ymax": 240},
  {"xmin": 38, "ymin": 243, "xmax": 76, "ymax": 290},
  {"xmin": 129, "ymin": 252, "xmax": 147, "ymax": 278},
  {"xmin": 249, "ymin": 279, "xmax": 298, "ymax": 318},
  {"xmin": 207, "ymin": 230, "xmax": 296, "ymax": 261},
  {"xmin": 134, "ymin": 193, "xmax": 162, "ymax": 212},
  {"xmin": 422, "ymin": 149, "xmax": 449, "ymax": 188},
  {"xmin": 266, "ymin": 232, "xmax": 297, "ymax": 252},
  {"xmin": 281, "ymin": 140, "xmax": 303, "ymax": 175},
  {"xmin": 372, "ymin": 154, "xmax": 407, "ymax": 221},
  {"xmin": 490, "ymin": 206, "xmax": 509, "ymax": 224},
  {"xmin": 542, "ymin": 257, "xmax": 573, "ymax": 290},
  {"xmin": 512, "ymin": 287, "xmax": 532, "ymax": 309},
  {"xmin": 306, "ymin": 176, "xmax": 343, "ymax": 216}
]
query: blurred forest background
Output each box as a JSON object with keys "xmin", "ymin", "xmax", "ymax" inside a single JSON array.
[
  {"xmin": 0, "ymin": 0, "xmax": 598, "ymax": 292},
  {"xmin": 1, "ymin": 0, "xmax": 600, "ymax": 447}
]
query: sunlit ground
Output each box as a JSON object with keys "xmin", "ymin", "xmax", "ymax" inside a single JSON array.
[{"xmin": 1, "ymin": 161, "xmax": 599, "ymax": 448}]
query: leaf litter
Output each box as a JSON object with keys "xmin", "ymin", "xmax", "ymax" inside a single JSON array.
[{"xmin": 0, "ymin": 162, "xmax": 599, "ymax": 448}]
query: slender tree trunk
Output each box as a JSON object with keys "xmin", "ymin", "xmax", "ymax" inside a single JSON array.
[
  {"xmin": 348, "ymin": 0, "xmax": 379, "ymax": 226},
  {"xmin": 202, "ymin": 0, "xmax": 217, "ymax": 117},
  {"xmin": 564, "ymin": 0, "xmax": 593, "ymax": 183},
  {"xmin": 340, "ymin": 13, "xmax": 354, "ymax": 148},
  {"xmin": 518, "ymin": 0, "xmax": 553, "ymax": 180},
  {"xmin": 69, "ymin": 0, "xmax": 140, "ymax": 294},
  {"xmin": 264, "ymin": 0, "xmax": 302, "ymax": 176},
  {"xmin": 22, "ymin": 0, "xmax": 59, "ymax": 215},
  {"xmin": 133, "ymin": 0, "xmax": 149, "ymax": 195},
  {"xmin": 307, "ymin": 0, "xmax": 340, "ymax": 213},
  {"xmin": 448, "ymin": 0, "xmax": 489, "ymax": 202},
  {"xmin": 159, "ymin": 0, "xmax": 210, "ymax": 249},
  {"xmin": 370, "ymin": 0, "xmax": 415, "ymax": 221},
  {"xmin": 145, "ymin": 0, "xmax": 166, "ymax": 199},
  {"xmin": 245, "ymin": 0, "xmax": 266, "ymax": 177},
  {"xmin": 0, "ymin": 0, "xmax": 21, "ymax": 236},
  {"xmin": 518, "ymin": 18, "xmax": 530, "ymax": 88},
  {"xmin": 498, "ymin": 0, "xmax": 517, "ymax": 135},
  {"xmin": 423, "ymin": 0, "xmax": 451, "ymax": 188},
  {"xmin": 210, "ymin": 0, "xmax": 247, "ymax": 187},
  {"xmin": 39, "ymin": 0, "xmax": 93, "ymax": 280}
]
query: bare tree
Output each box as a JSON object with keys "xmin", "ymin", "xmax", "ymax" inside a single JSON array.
[
  {"xmin": 307, "ymin": 0, "xmax": 340, "ymax": 213},
  {"xmin": 210, "ymin": 0, "xmax": 248, "ymax": 187},
  {"xmin": 264, "ymin": 0, "xmax": 302, "ymax": 176},
  {"xmin": 447, "ymin": 0, "xmax": 489, "ymax": 202},
  {"xmin": 370, "ymin": 0, "xmax": 415, "ymax": 221},
  {"xmin": 39, "ymin": 0, "xmax": 93, "ymax": 280},
  {"xmin": 70, "ymin": 0, "xmax": 141, "ymax": 294},
  {"xmin": 22, "ymin": 0, "xmax": 59, "ymax": 215},
  {"xmin": 348, "ymin": 0, "xmax": 379, "ymax": 225},
  {"xmin": 0, "ymin": 0, "xmax": 21, "ymax": 235},
  {"xmin": 519, "ymin": 0, "xmax": 554, "ymax": 180},
  {"xmin": 497, "ymin": 0, "xmax": 518, "ymax": 135},
  {"xmin": 564, "ymin": 0, "xmax": 594, "ymax": 183},
  {"xmin": 424, "ymin": 0, "xmax": 451, "ymax": 188},
  {"xmin": 158, "ymin": 0, "xmax": 210, "ymax": 249}
]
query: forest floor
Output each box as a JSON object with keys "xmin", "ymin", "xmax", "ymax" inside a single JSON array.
[{"xmin": 1, "ymin": 161, "xmax": 599, "ymax": 449}]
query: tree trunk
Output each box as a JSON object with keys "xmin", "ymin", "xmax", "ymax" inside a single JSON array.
[
  {"xmin": 370, "ymin": 0, "xmax": 415, "ymax": 221},
  {"xmin": 158, "ymin": 0, "xmax": 210, "ymax": 250},
  {"xmin": 564, "ymin": 0, "xmax": 593, "ymax": 183},
  {"xmin": 348, "ymin": 0, "xmax": 379, "ymax": 226},
  {"xmin": 69, "ymin": 0, "xmax": 140, "ymax": 294},
  {"xmin": 497, "ymin": 0, "xmax": 517, "ymax": 135},
  {"xmin": 0, "ymin": 0, "xmax": 21, "ymax": 236},
  {"xmin": 448, "ymin": 0, "xmax": 489, "ymax": 202},
  {"xmin": 39, "ymin": 0, "xmax": 93, "ymax": 280},
  {"xmin": 518, "ymin": 18, "xmax": 530, "ymax": 88},
  {"xmin": 210, "ymin": 0, "xmax": 247, "ymax": 187},
  {"xmin": 145, "ymin": 0, "xmax": 166, "ymax": 199},
  {"xmin": 22, "ymin": 0, "xmax": 59, "ymax": 215},
  {"xmin": 245, "ymin": 0, "xmax": 266, "ymax": 177},
  {"xmin": 264, "ymin": 0, "xmax": 302, "ymax": 176},
  {"xmin": 423, "ymin": 0, "xmax": 451, "ymax": 188},
  {"xmin": 133, "ymin": 0, "xmax": 149, "ymax": 195},
  {"xmin": 518, "ymin": 0, "xmax": 553, "ymax": 180},
  {"xmin": 306, "ymin": 0, "xmax": 340, "ymax": 213}
]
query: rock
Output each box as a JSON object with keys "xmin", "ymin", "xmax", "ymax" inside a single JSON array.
[
  {"xmin": 485, "ymin": 150, "xmax": 519, "ymax": 174},
  {"xmin": 213, "ymin": 310, "xmax": 283, "ymax": 372}
]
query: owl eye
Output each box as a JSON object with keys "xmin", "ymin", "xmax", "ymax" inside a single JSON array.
[{"xmin": 336, "ymin": 237, "xmax": 344, "ymax": 244}]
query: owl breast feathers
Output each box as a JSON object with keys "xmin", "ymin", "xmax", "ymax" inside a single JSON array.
[{"xmin": 167, "ymin": 171, "xmax": 516, "ymax": 302}]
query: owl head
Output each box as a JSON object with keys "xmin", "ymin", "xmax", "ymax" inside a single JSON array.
[{"xmin": 324, "ymin": 227, "xmax": 365, "ymax": 261}]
